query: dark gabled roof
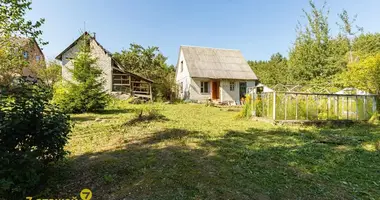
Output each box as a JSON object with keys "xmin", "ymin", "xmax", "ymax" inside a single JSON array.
[{"xmin": 56, "ymin": 32, "xmax": 153, "ymax": 83}]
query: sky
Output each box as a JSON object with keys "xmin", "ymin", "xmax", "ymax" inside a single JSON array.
[{"xmin": 26, "ymin": 0, "xmax": 380, "ymax": 65}]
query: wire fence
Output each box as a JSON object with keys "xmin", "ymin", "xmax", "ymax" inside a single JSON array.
[{"xmin": 251, "ymin": 91, "xmax": 377, "ymax": 121}]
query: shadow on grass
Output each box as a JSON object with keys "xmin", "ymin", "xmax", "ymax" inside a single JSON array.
[
  {"xmin": 40, "ymin": 126, "xmax": 380, "ymax": 200},
  {"xmin": 122, "ymin": 113, "xmax": 169, "ymax": 126}
]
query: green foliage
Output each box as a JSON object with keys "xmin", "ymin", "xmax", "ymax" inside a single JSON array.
[
  {"xmin": 343, "ymin": 53, "xmax": 380, "ymax": 94},
  {"xmin": 248, "ymin": 53, "xmax": 289, "ymax": 86},
  {"xmin": 113, "ymin": 44, "xmax": 176, "ymax": 101},
  {"xmin": 236, "ymin": 94, "xmax": 252, "ymax": 118},
  {"xmin": 288, "ymin": 1, "xmax": 351, "ymax": 84},
  {"xmin": 0, "ymin": 79, "xmax": 71, "ymax": 198},
  {"xmin": 0, "ymin": 0, "xmax": 46, "ymax": 84},
  {"xmin": 34, "ymin": 61, "xmax": 62, "ymax": 87},
  {"xmin": 53, "ymin": 35, "xmax": 109, "ymax": 113}
]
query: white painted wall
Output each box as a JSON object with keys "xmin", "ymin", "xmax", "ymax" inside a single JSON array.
[
  {"xmin": 90, "ymin": 40, "xmax": 112, "ymax": 91},
  {"xmin": 189, "ymin": 77, "xmax": 212, "ymax": 102},
  {"xmin": 60, "ymin": 39, "xmax": 112, "ymax": 92},
  {"xmin": 220, "ymin": 80, "xmax": 239, "ymax": 102},
  {"xmin": 175, "ymin": 50, "xmax": 191, "ymax": 99}
]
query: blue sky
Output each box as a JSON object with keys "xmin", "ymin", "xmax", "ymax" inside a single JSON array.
[{"xmin": 26, "ymin": 0, "xmax": 380, "ymax": 65}]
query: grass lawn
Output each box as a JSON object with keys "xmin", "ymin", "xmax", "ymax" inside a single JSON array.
[{"xmin": 39, "ymin": 101, "xmax": 380, "ymax": 200}]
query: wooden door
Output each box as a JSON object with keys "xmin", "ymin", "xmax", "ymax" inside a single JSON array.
[{"xmin": 212, "ymin": 81, "xmax": 219, "ymax": 99}]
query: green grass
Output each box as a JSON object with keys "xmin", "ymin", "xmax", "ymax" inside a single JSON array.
[{"xmin": 38, "ymin": 101, "xmax": 380, "ymax": 199}]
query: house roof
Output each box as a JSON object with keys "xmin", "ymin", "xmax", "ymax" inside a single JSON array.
[
  {"xmin": 179, "ymin": 45, "xmax": 258, "ymax": 80},
  {"xmin": 11, "ymin": 37, "xmax": 44, "ymax": 58},
  {"xmin": 55, "ymin": 32, "xmax": 153, "ymax": 83}
]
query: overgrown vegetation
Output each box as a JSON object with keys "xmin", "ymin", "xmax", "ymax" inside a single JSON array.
[
  {"xmin": 248, "ymin": 0, "xmax": 380, "ymax": 98},
  {"xmin": 113, "ymin": 44, "xmax": 177, "ymax": 101},
  {"xmin": 0, "ymin": 79, "xmax": 71, "ymax": 198},
  {"xmin": 0, "ymin": 1, "xmax": 71, "ymax": 198},
  {"xmin": 53, "ymin": 34, "xmax": 109, "ymax": 113},
  {"xmin": 36, "ymin": 102, "xmax": 380, "ymax": 199}
]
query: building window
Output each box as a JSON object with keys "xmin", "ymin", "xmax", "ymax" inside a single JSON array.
[
  {"xmin": 23, "ymin": 52, "xmax": 28, "ymax": 59},
  {"xmin": 201, "ymin": 81, "xmax": 209, "ymax": 93},
  {"xmin": 180, "ymin": 61, "xmax": 183, "ymax": 72},
  {"xmin": 230, "ymin": 81, "xmax": 235, "ymax": 91},
  {"xmin": 36, "ymin": 55, "xmax": 40, "ymax": 61},
  {"xmin": 180, "ymin": 82, "xmax": 183, "ymax": 93}
]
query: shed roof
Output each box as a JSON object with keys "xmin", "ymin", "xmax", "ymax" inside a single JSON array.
[{"xmin": 179, "ymin": 46, "xmax": 258, "ymax": 80}]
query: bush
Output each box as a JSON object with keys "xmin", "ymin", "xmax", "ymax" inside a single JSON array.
[{"xmin": 0, "ymin": 79, "xmax": 71, "ymax": 198}]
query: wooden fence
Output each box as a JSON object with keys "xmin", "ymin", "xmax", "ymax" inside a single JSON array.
[{"xmin": 251, "ymin": 91, "xmax": 377, "ymax": 121}]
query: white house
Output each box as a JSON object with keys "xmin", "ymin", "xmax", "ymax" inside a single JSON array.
[
  {"xmin": 55, "ymin": 32, "xmax": 153, "ymax": 99},
  {"xmin": 175, "ymin": 46, "xmax": 258, "ymax": 104}
]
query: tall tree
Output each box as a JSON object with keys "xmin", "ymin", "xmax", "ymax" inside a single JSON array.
[
  {"xmin": 289, "ymin": 0, "xmax": 350, "ymax": 84},
  {"xmin": 249, "ymin": 53, "xmax": 289, "ymax": 86}
]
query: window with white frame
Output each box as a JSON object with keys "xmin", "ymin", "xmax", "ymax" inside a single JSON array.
[
  {"xmin": 36, "ymin": 55, "xmax": 40, "ymax": 61},
  {"xmin": 180, "ymin": 61, "xmax": 184, "ymax": 72},
  {"xmin": 230, "ymin": 81, "xmax": 235, "ymax": 91},
  {"xmin": 201, "ymin": 81, "xmax": 209, "ymax": 93}
]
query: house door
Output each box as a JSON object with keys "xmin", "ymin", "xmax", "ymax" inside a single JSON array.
[
  {"xmin": 211, "ymin": 81, "xmax": 219, "ymax": 100},
  {"xmin": 239, "ymin": 82, "xmax": 247, "ymax": 98}
]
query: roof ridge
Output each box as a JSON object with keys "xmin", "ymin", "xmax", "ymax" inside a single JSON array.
[{"xmin": 180, "ymin": 45, "xmax": 240, "ymax": 51}]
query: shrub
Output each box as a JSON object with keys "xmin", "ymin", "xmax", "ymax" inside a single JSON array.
[
  {"xmin": 236, "ymin": 94, "xmax": 252, "ymax": 119},
  {"xmin": 0, "ymin": 79, "xmax": 71, "ymax": 198}
]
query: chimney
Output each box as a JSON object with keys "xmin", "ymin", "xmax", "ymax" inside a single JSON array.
[{"xmin": 93, "ymin": 32, "xmax": 96, "ymax": 39}]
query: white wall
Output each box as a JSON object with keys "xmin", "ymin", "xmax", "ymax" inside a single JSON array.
[
  {"xmin": 90, "ymin": 40, "xmax": 112, "ymax": 91},
  {"xmin": 60, "ymin": 39, "xmax": 112, "ymax": 92},
  {"xmin": 189, "ymin": 77, "xmax": 212, "ymax": 102},
  {"xmin": 61, "ymin": 42, "xmax": 80, "ymax": 82},
  {"xmin": 220, "ymin": 80, "xmax": 239, "ymax": 102},
  {"xmin": 175, "ymin": 49, "xmax": 191, "ymax": 99},
  {"xmin": 220, "ymin": 80, "xmax": 256, "ymax": 104}
]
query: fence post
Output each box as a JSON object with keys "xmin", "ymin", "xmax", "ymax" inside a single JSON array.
[
  {"xmin": 336, "ymin": 96, "xmax": 339, "ymax": 120},
  {"xmin": 316, "ymin": 95, "xmax": 319, "ymax": 120},
  {"xmin": 327, "ymin": 96, "xmax": 330, "ymax": 120},
  {"xmin": 273, "ymin": 92, "xmax": 276, "ymax": 120},
  {"xmin": 364, "ymin": 96, "xmax": 367, "ymax": 119},
  {"xmin": 356, "ymin": 95, "xmax": 359, "ymax": 120},
  {"xmin": 284, "ymin": 94, "xmax": 287, "ymax": 120},
  {"xmin": 295, "ymin": 94, "xmax": 298, "ymax": 120},
  {"xmin": 373, "ymin": 96, "xmax": 377, "ymax": 113},
  {"xmin": 346, "ymin": 96, "xmax": 349, "ymax": 120},
  {"xmin": 306, "ymin": 95, "xmax": 309, "ymax": 120},
  {"xmin": 262, "ymin": 94, "xmax": 265, "ymax": 118},
  {"xmin": 267, "ymin": 93, "xmax": 270, "ymax": 118}
]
